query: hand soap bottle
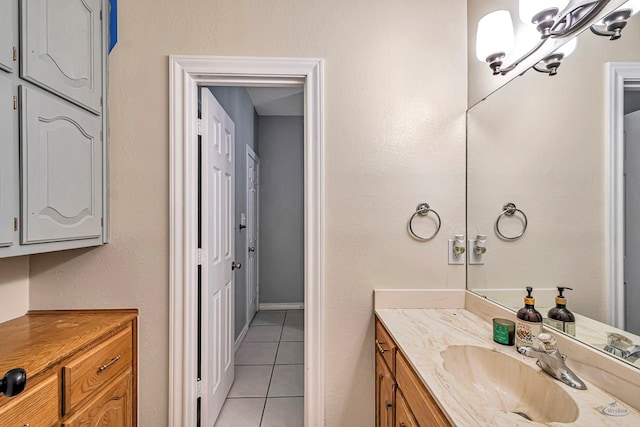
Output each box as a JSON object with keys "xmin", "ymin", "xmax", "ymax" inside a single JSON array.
[
  {"xmin": 547, "ymin": 286, "xmax": 576, "ymax": 336},
  {"xmin": 516, "ymin": 286, "xmax": 543, "ymax": 350}
]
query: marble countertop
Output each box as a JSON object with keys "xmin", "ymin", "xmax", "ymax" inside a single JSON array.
[{"xmin": 375, "ymin": 308, "xmax": 640, "ymax": 426}]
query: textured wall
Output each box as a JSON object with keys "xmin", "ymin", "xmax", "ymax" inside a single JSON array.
[
  {"xmin": 28, "ymin": 1, "xmax": 468, "ymax": 425},
  {"xmin": 0, "ymin": 257, "xmax": 28, "ymax": 323},
  {"xmin": 208, "ymin": 86, "xmax": 258, "ymax": 340},
  {"xmin": 258, "ymin": 116, "xmax": 304, "ymax": 305}
]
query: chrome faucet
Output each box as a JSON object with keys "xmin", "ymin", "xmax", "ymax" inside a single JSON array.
[
  {"xmin": 604, "ymin": 332, "xmax": 640, "ymax": 362},
  {"xmin": 518, "ymin": 332, "xmax": 587, "ymax": 390}
]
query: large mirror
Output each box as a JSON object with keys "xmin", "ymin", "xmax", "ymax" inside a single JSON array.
[{"xmin": 467, "ymin": 2, "xmax": 640, "ymax": 367}]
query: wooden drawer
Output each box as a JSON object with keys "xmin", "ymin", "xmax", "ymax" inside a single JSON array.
[
  {"xmin": 62, "ymin": 369, "xmax": 132, "ymax": 427},
  {"xmin": 0, "ymin": 375, "xmax": 58, "ymax": 427},
  {"xmin": 375, "ymin": 318, "xmax": 397, "ymax": 372},
  {"xmin": 63, "ymin": 324, "xmax": 133, "ymax": 414},
  {"xmin": 396, "ymin": 351, "xmax": 451, "ymax": 427}
]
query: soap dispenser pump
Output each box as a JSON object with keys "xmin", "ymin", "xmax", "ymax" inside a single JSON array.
[
  {"xmin": 515, "ymin": 286, "xmax": 543, "ymax": 350},
  {"xmin": 547, "ymin": 286, "xmax": 576, "ymax": 336}
]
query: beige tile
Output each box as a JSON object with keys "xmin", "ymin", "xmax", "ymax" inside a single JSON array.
[
  {"xmin": 235, "ymin": 341, "xmax": 278, "ymax": 365},
  {"xmin": 268, "ymin": 364, "xmax": 304, "ymax": 397},
  {"xmin": 244, "ymin": 325, "xmax": 283, "ymax": 342},
  {"xmin": 228, "ymin": 365, "xmax": 273, "ymax": 398},
  {"xmin": 261, "ymin": 397, "xmax": 304, "ymax": 427},
  {"xmin": 284, "ymin": 310, "xmax": 304, "ymax": 326},
  {"xmin": 214, "ymin": 398, "xmax": 264, "ymax": 427},
  {"xmin": 275, "ymin": 341, "xmax": 304, "ymax": 365},
  {"xmin": 251, "ymin": 310, "xmax": 286, "ymax": 326},
  {"xmin": 281, "ymin": 324, "xmax": 304, "ymax": 342}
]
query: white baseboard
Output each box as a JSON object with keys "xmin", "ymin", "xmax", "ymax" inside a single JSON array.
[
  {"xmin": 259, "ymin": 302, "xmax": 304, "ymax": 311},
  {"xmin": 234, "ymin": 323, "xmax": 248, "ymax": 353}
]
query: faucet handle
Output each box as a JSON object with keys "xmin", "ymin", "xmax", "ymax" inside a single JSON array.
[{"xmin": 536, "ymin": 332, "xmax": 558, "ymax": 352}]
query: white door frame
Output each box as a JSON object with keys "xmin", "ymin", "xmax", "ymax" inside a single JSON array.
[
  {"xmin": 169, "ymin": 56, "xmax": 324, "ymax": 427},
  {"xmin": 606, "ymin": 62, "xmax": 640, "ymax": 328},
  {"xmin": 246, "ymin": 144, "xmax": 259, "ymax": 326}
]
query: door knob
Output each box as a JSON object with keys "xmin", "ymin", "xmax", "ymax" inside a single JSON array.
[
  {"xmin": 0, "ymin": 368, "xmax": 27, "ymax": 397},
  {"xmin": 232, "ymin": 262, "xmax": 242, "ymax": 270},
  {"xmin": 248, "ymin": 247, "xmax": 256, "ymax": 252}
]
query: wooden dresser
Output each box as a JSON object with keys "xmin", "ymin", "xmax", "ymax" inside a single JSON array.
[{"xmin": 0, "ymin": 310, "xmax": 138, "ymax": 427}]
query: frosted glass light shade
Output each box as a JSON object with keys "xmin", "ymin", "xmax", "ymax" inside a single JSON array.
[
  {"xmin": 519, "ymin": 0, "xmax": 570, "ymax": 23},
  {"xmin": 556, "ymin": 38, "xmax": 577, "ymax": 58},
  {"xmin": 476, "ymin": 10, "xmax": 515, "ymax": 62}
]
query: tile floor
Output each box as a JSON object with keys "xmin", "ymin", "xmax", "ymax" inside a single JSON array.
[{"xmin": 214, "ymin": 309, "xmax": 304, "ymax": 427}]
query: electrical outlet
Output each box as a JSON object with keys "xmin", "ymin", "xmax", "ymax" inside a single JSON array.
[
  {"xmin": 468, "ymin": 239, "xmax": 484, "ymax": 265},
  {"xmin": 448, "ymin": 240, "xmax": 465, "ymax": 265}
]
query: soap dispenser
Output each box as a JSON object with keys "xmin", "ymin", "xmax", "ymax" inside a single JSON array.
[
  {"xmin": 515, "ymin": 286, "xmax": 543, "ymax": 350},
  {"xmin": 547, "ymin": 286, "xmax": 576, "ymax": 336}
]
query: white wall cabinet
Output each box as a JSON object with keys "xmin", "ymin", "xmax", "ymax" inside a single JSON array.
[
  {"xmin": 0, "ymin": 1, "xmax": 17, "ymax": 73},
  {"xmin": 0, "ymin": 0, "xmax": 108, "ymax": 257},
  {"xmin": 20, "ymin": 87, "xmax": 103, "ymax": 244},
  {"xmin": 0, "ymin": 76, "xmax": 17, "ymax": 248},
  {"xmin": 21, "ymin": 0, "xmax": 103, "ymax": 114}
]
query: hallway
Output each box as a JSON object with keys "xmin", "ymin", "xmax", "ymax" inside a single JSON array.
[{"xmin": 214, "ymin": 309, "xmax": 304, "ymax": 426}]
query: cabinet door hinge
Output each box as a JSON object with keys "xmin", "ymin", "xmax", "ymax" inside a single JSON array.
[
  {"xmin": 196, "ymin": 379, "xmax": 202, "ymax": 398},
  {"xmin": 13, "ymin": 96, "xmax": 17, "ymax": 110},
  {"xmin": 100, "ymin": 96, "xmax": 103, "ymax": 107},
  {"xmin": 12, "ymin": 47, "xmax": 17, "ymax": 61},
  {"xmin": 100, "ymin": 9, "xmax": 103, "ymax": 20},
  {"xmin": 13, "ymin": 217, "xmax": 18, "ymax": 232},
  {"xmin": 197, "ymin": 118, "xmax": 202, "ymax": 136},
  {"xmin": 101, "ymin": 217, "xmax": 104, "ymax": 227}
]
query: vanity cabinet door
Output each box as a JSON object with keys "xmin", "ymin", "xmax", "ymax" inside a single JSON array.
[
  {"xmin": 0, "ymin": 0, "xmax": 17, "ymax": 73},
  {"xmin": 376, "ymin": 352, "xmax": 395, "ymax": 427},
  {"xmin": 395, "ymin": 391, "xmax": 418, "ymax": 427},
  {"xmin": 0, "ymin": 75, "xmax": 16, "ymax": 248},
  {"xmin": 20, "ymin": 0, "xmax": 103, "ymax": 114},
  {"xmin": 20, "ymin": 86, "xmax": 103, "ymax": 244}
]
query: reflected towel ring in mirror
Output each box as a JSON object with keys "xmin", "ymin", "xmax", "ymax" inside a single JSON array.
[
  {"xmin": 408, "ymin": 203, "xmax": 441, "ymax": 241},
  {"xmin": 495, "ymin": 202, "xmax": 528, "ymax": 240}
]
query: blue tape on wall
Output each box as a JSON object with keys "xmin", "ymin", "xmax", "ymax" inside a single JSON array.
[{"xmin": 109, "ymin": 0, "xmax": 117, "ymax": 53}]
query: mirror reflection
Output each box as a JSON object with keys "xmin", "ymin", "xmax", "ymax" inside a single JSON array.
[{"xmin": 467, "ymin": 7, "xmax": 640, "ymax": 367}]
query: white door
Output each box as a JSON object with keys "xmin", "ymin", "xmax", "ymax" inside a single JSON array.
[
  {"xmin": 625, "ymin": 110, "xmax": 640, "ymax": 335},
  {"xmin": 0, "ymin": 0, "xmax": 16, "ymax": 73},
  {"xmin": 246, "ymin": 146, "xmax": 259, "ymax": 322},
  {"xmin": 200, "ymin": 88, "xmax": 236, "ymax": 425},
  {"xmin": 0, "ymin": 75, "xmax": 15, "ymax": 247}
]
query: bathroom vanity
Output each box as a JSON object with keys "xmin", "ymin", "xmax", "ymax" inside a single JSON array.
[
  {"xmin": 0, "ymin": 310, "xmax": 137, "ymax": 426},
  {"xmin": 374, "ymin": 290, "xmax": 640, "ymax": 426}
]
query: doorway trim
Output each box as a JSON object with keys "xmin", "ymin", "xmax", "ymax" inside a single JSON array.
[
  {"xmin": 169, "ymin": 56, "xmax": 324, "ymax": 426},
  {"xmin": 606, "ymin": 62, "xmax": 640, "ymax": 328}
]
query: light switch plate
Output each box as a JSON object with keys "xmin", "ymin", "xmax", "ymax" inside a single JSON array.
[
  {"xmin": 468, "ymin": 239, "xmax": 485, "ymax": 265},
  {"xmin": 448, "ymin": 240, "xmax": 465, "ymax": 265}
]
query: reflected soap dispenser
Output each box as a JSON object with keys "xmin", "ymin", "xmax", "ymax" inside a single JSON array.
[
  {"xmin": 515, "ymin": 286, "xmax": 543, "ymax": 350},
  {"xmin": 547, "ymin": 286, "xmax": 576, "ymax": 336}
]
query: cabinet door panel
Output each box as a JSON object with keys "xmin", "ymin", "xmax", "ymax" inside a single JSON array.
[
  {"xmin": 0, "ymin": 75, "xmax": 16, "ymax": 247},
  {"xmin": 0, "ymin": 0, "xmax": 17, "ymax": 73},
  {"xmin": 21, "ymin": 0, "xmax": 102, "ymax": 114},
  {"xmin": 20, "ymin": 86, "xmax": 102, "ymax": 244}
]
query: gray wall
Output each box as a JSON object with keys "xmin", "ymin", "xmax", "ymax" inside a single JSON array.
[
  {"xmin": 258, "ymin": 116, "xmax": 304, "ymax": 304},
  {"xmin": 208, "ymin": 87, "xmax": 258, "ymax": 339}
]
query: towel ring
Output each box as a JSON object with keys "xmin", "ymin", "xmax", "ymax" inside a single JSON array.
[
  {"xmin": 408, "ymin": 203, "xmax": 441, "ymax": 241},
  {"xmin": 495, "ymin": 202, "xmax": 528, "ymax": 240}
]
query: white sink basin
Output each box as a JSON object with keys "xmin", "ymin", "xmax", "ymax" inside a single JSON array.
[{"xmin": 441, "ymin": 345, "xmax": 579, "ymax": 423}]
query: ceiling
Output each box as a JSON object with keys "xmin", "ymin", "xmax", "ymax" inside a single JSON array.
[{"xmin": 245, "ymin": 87, "xmax": 304, "ymax": 116}]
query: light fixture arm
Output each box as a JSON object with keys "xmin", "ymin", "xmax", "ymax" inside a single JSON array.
[{"xmin": 486, "ymin": 0, "xmax": 612, "ymax": 76}]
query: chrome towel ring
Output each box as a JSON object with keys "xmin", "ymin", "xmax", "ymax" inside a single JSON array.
[
  {"xmin": 496, "ymin": 202, "xmax": 528, "ymax": 240},
  {"xmin": 408, "ymin": 203, "xmax": 441, "ymax": 241}
]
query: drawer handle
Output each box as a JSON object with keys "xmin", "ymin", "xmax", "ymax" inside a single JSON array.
[
  {"xmin": 98, "ymin": 355, "xmax": 122, "ymax": 372},
  {"xmin": 375, "ymin": 339, "xmax": 386, "ymax": 354}
]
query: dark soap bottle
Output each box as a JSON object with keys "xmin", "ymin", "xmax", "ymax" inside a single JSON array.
[
  {"xmin": 515, "ymin": 286, "xmax": 543, "ymax": 349},
  {"xmin": 547, "ymin": 286, "xmax": 576, "ymax": 336}
]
